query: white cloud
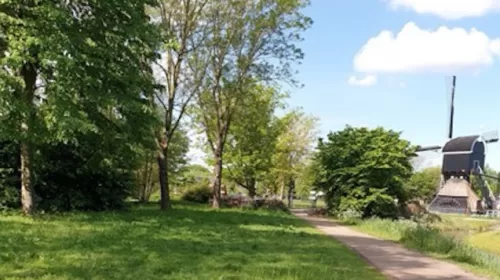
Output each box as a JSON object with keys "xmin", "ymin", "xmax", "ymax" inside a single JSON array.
[
  {"xmin": 354, "ymin": 22, "xmax": 500, "ymax": 74},
  {"xmin": 387, "ymin": 0, "xmax": 500, "ymax": 20},
  {"xmin": 348, "ymin": 75, "xmax": 377, "ymax": 87}
]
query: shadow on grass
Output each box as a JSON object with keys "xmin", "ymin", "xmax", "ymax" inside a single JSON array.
[{"xmin": 0, "ymin": 202, "xmax": 384, "ymax": 280}]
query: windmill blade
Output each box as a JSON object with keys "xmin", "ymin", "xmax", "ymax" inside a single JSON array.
[
  {"xmin": 482, "ymin": 130, "xmax": 499, "ymax": 143},
  {"xmin": 446, "ymin": 75, "xmax": 456, "ymax": 140},
  {"xmin": 416, "ymin": 145, "xmax": 442, "ymax": 152}
]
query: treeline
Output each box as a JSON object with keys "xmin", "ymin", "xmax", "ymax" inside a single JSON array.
[{"xmin": 0, "ymin": 0, "xmax": 314, "ymax": 214}]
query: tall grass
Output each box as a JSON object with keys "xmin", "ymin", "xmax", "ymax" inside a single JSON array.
[{"xmin": 353, "ymin": 218, "xmax": 500, "ymax": 278}]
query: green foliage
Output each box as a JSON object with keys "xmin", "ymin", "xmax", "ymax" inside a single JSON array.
[
  {"xmin": 0, "ymin": 0, "xmax": 162, "ymax": 212},
  {"xmin": 0, "ymin": 141, "xmax": 19, "ymax": 209},
  {"xmin": 224, "ymin": 84, "xmax": 285, "ymax": 196},
  {"xmin": 0, "ymin": 0, "xmax": 161, "ymax": 141},
  {"xmin": 134, "ymin": 126, "xmax": 190, "ymax": 202},
  {"xmin": 0, "ymin": 203, "xmax": 385, "ymax": 279},
  {"xmin": 0, "ymin": 134, "xmax": 136, "ymax": 211},
  {"xmin": 315, "ymin": 126, "xmax": 416, "ymax": 219},
  {"xmin": 192, "ymin": 0, "xmax": 313, "ymax": 206},
  {"xmin": 406, "ymin": 167, "xmax": 441, "ymax": 203},
  {"xmin": 250, "ymin": 199, "xmax": 290, "ymax": 213},
  {"xmin": 265, "ymin": 109, "xmax": 318, "ymax": 196},
  {"xmin": 295, "ymin": 161, "xmax": 317, "ymax": 199},
  {"xmin": 181, "ymin": 185, "xmax": 212, "ymax": 204}
]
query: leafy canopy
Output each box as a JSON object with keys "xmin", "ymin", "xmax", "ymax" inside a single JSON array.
[{"xmin": 314, "ymin": 126, "xmax": 416, "ymax": 218}]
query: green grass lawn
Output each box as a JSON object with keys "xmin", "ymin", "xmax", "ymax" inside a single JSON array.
[
  {"xmin": 0, "ymin": 202, "xmax": 384, "ymax": 280},
  {"xmin": 469, "ymin": 231, "xmax": 500, "ymax": 255}
]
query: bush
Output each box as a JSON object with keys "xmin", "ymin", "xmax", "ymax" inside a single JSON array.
[
  {"xmin": 314, "ymin": 127, "xmax": 414, "ymax": 219},
  {"xmin": 219, "ymin": 196, "xmax": 289, "ymax": 213},
  {"xmin": 338, "ymin": 209, "xmax": 363, "ymax": 225},
  {"xmin": 0, "ymin": 138, "xmax": 135, "ymax": 212},
  {"xmin": 182, "ymin": 185, "xmax": 212, "ymax": 204},
  {"xmin": 253, "ymin": 199, "xmax": 289, "ymax": 213}
]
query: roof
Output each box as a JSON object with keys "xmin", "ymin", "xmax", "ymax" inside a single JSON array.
[{"xmin": 442, "ymin": 135, "xmax": 480, "ymax": 153}]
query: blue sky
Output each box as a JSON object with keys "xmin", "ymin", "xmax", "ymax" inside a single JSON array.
[{"xmin": 287, "ymin": 0, "xmax": 500, "ymax": 170}]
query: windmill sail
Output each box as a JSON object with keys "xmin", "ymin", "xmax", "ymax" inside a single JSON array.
[{"xmin": 447, "ymin": 76, "xmax": 456, "ymax": 140}]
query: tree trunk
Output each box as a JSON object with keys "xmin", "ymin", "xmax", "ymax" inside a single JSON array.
[
  {"xmin": 279, "ymin": 179, "xmax": 285, "ymax": 200},
  {"xmin": 287, "ymin": 177, "xmax": 295, "ymax": 208},
  {"xmin": 247, "ymin": 178, "xmax": 256, "ymax": 198},
  {"xmin": 157, "ymin": 149, "xmax": 171, "ymax": 210},
  {"xmin": 20, "ymin": 142, "xmax": 33, "ymax": 214},
  {"xmin": 211, "ymin": 150, "xmax": 223, "ymax": 208},
  {"xmin": 20, "ymin": 63, "xmax": 36, "ymax": 215}
]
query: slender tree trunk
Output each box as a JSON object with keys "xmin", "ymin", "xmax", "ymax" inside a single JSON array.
[
  {"xmin": 279, "ymin": 178, "xmax": 285, "ymax": 200},
  {"xmin": 247, "ymin": 178, "xmax": 256, "ymax": 198},
  {"xmin": 157, "ymin": 149, "xmax": 171, "ymax": 210},
  {"xmin": 20, "ymin": 63, "xmax": 36, "ymax": 215},
  {"xmin": 211, "ymin": 149, "xmax": 223, "ymax": 208},
  {"xmin": 144, "ymin": 157, "xmax": 154, "ymax": 202},
  {"xmin": 20, "ymin": 142, "xmax": 33, "ymax": 214},
  {"xmin": 287, "ymin": 177, "xmax": 295, "ymax": 208}
]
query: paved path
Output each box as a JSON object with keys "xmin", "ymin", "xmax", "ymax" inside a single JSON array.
[{"xmin": 292, "ymin": 210, "xmax": 486, "ymax": 280}]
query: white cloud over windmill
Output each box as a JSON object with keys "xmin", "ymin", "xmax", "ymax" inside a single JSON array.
[{"xmin": 353, "ymin": 22, "xmax": 500, "ymax": 75}]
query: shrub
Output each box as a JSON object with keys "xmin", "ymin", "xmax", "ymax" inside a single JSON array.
[
  {"xmin": 219, "ymin": 197, "xmax": 289, "ymax": 213},
  {"xmin": 182, "ymin": 185, "xmax": 212, "ymax": 204},
  {"xmin": 0, "ymin": 138, "xmax": 135, "ymax": 212},
  {"xmin": 338, "ymin": 209, "xmax": 363, "ymax": 225},
  {"xmin": 314, "ymin": 127, "xmax": 414, "ymax": 219},
  {"xmin": 253, "ymin": 199, "xmax": 289, "ymax": 213},
  {"xmin": 220, "ymin": 195, "xmax": 251, "ymax": 208}
]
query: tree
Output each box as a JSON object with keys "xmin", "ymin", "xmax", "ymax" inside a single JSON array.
[
  {"xmin": 314, "ymin": 126, "xmax": 416, "ymax": 219},
  {"xmin": 269, "ymin": 109, "xmax": 317, "ymax": 205},
  {"xmin": 223, "ymin": 84, "xmax": 284, "ymax": 197},
  {"xmin": 194, "ymin": 0, "xmax": 312, "ymax": 207},
  {"xmin": 406, "ymin": 167, "xmax": 441, "ymax": 203},
  {"xmin": 295, "ymin": 160, "xmax": 317, "ymax": 199},
  {"xmin": 135, "ymin": 125, "xmax": 189, "ymax": 202},
  {"xmin": 0, "ymin": 1, "xmax": 161, "ymax": 214},
  {"xmin": 150, "ymin": 0, "xmax": 210, "ymax": 210}
]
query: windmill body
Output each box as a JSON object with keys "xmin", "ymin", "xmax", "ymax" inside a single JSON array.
[{"xmin": 415, "ymin": 76, "xmax": 499, "ymax": 213}]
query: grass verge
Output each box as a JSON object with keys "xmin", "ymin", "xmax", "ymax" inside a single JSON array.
[
  {"xmin": 0, "ymin": 201, "xmax": 384, "ymax": 280},
  {"xmin": 349, "ymin": 218, "xmax": 500, "ymax": 280}
]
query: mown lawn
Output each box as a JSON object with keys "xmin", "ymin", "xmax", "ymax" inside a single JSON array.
[
  {"xmin": 468, "ymin": 229, "xmax": 500, "ymax": 256},
  {"xmin": 0, "ymin": 202, "xmax": 384, "ymax": 280}
]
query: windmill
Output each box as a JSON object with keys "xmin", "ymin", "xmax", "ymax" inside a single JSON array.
[{"xmin": 415, "ymin": 76, "xmax": 499, "ymax": 214}]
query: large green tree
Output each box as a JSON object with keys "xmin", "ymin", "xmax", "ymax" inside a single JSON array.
[
  {"xmin": 149, "ymin": 0, "xmax": 209, "ymax": 210},
  {"xmin": 268, "ymin": 109, "xmax": 317, "ymax": 203},
  {"xmin": 223, "ymin": 84, "xmax": 284, "ymax": 197},
  {"xmin": 193, "ymin": 0, "xmax": 312, "ymax": 207},
  {"xmin": 314, "ymin": 126, "xmax": 416, "ymax": 218},
  {"xmin": 0, "ymin": 1, "xmax": 161, "ymax": 214}
]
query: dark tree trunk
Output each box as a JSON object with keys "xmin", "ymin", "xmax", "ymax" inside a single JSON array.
[
  {"xmin": 157, "ymin": 149, "xmax": 171, "ymax": 210},
  {"xmin": 20, "ymin": 63, "xmax": 36, "ymax": 215},
  {"xmin": 211, "ymin": 150, "xmax": 223, "ymax": 208},
  {"xmin": 287, "ymin": 177, "xmax": 295, "ymax": 208},
  {"xmin": 247, "ymin": 178, "xmax": 256, "ymax": 198}
]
